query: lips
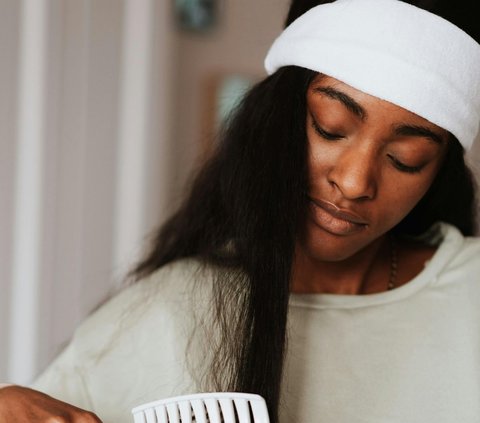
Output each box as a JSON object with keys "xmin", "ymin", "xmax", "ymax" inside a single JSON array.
[{"xmin": 308, "ymin": 197, "xmax": 368, "ymax": 235}]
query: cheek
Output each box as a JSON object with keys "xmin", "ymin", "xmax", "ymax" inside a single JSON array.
[
  {"xmin": 306, "ymin": 138, "xmax": 337, "ymax": 180},
  {"xmin": 377, "ymin": 174, "xmax": 436, "ymax": 226}
]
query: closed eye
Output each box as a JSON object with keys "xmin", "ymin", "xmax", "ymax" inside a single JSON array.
[
  {"xmin": 311, "ymin": 117, "xmax": 343, "ymax": 141},
  {"xmin": 387, "ymin": 154, "xmax": 424, "ymax": 174}
]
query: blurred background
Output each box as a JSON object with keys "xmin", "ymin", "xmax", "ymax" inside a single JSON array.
[
  {"xmin": 0, "ymin": 0, "xmax": 290, "ymax": 385},
  {"xmin": 2, "ymin": 0, "xmax": 480, "ymax": 387}
]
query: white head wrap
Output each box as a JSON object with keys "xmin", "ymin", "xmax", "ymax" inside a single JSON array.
[{"xmin": 264, "ymin": 0, "xmax": 480, "ymax": 150}]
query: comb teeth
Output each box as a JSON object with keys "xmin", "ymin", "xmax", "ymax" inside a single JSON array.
[{"xmin": 132, "ymin": 392, "xmax": 269, "ymax": 423}]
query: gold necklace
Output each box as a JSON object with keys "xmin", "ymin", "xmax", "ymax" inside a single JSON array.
[{"xmin": 388, "ymin": 234, "xmax": 398, "ymax": 290}]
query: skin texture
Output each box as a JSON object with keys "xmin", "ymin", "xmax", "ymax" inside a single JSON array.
[
  {"xmin": 293, "ymin": 74, "xmax": 449, "ymax": 295},
  {"xmin": 0, "ymin": 386, "xmax": 102, "ymax": 422}
]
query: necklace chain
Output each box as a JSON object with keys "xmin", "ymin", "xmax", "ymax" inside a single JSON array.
[{"xmin": 388, "ymin": 234, "xmax": 398, "ymax": 290}]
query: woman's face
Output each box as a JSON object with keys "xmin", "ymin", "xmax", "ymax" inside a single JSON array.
[{"xmin": 302, "ymin": 74, "xmax": 449, "ymax": 262}]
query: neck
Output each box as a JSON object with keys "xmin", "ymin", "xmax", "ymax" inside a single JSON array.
[{"xmin": 292, "ymin": 235, "xmax": 391, "ymax": 295}]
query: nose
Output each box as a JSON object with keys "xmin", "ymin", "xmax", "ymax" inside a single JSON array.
[{"xmin": 327, "ymin": 145, "xmax": 378, "ymax": 201}]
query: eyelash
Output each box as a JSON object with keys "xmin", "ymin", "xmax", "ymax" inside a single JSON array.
[
  {"xmin": 311, "ymin": 119, "xmax": 343, "ymax": 141},
  {"xmin": 387, "ymin": 155, "xmax": 424, "ymax": 174},
  {"xmin": 311, "ymin": 117, "xmax": 424, "ymax": 174}
]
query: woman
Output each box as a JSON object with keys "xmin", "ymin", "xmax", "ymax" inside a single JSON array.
[{"xmin": 1, "ymin": 0, "xmax": 479, "ymax": 422}]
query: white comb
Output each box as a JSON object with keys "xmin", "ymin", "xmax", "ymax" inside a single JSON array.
[{"xmin": 131, "ymin": 392, "xmax": 270, "ymax": 423}]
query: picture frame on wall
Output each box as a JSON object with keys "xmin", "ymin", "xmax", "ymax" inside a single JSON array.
[
  {"xmin": 214, "ymin": 73, "xmax": 255, "ymax": 127},
  {"xmin": 174, "ymin": 0, "xmax": 217, "ymax": 32},
  {"xmin": 200, "ymin": 71, "xmax": 258, "ymax": 156}
]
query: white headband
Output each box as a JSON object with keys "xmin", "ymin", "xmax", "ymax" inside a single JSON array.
[{"xmin": 264, "ymin": 0, "xmax": 480, "ymax": 150}]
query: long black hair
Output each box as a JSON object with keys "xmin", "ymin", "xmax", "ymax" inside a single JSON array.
[
  {"xmin": 132, "ymin": 1, "xmax": 478, "ymax": 421},
  {"xmin": 134, "ymin": 66, "xmax": 314, "ymax": 420}
]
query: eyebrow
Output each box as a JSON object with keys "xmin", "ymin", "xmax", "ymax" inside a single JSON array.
[
  {"xmin": 312, "ymin": 85, "xmax": 445, "ymax": 145},
  {"xmin": 393, "ymin": 124, "xmax": 444, "ymax": 145},
  {"xmin": 312, "ymin": 86, "xmax": 366, "ymax": 120}
]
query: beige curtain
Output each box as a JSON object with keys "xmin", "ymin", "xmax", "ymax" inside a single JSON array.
[{"xmin": 0, "ymin": 0, "xmax": 173, "ymax": 385}]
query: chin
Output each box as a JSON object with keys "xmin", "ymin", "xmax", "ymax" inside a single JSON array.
[
  {"xmin": 300, "ymin": 234, "xmax": 363, "ymax": 262},
  {"xmin": 304, "ymin": 243, "xmax": 362, "ymax": 262},
  {"xmin": 300, "ymin": 222, "xmax": 380, "ymax": 263}
]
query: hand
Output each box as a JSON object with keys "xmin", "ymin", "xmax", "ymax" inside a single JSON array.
[{"xmin": 0, "ymin": 385, "xmax": 102, "ymax": 422}]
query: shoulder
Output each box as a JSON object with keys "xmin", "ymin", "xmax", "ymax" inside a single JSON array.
[
  {"xmin": 70, "ymin": 258, "xmax": 225, "ymax": 358},
  {"xmin": 431, "ymin": 222, "xmax": 480, "ymax": 284},
  {"xmin": 88, "ymin": 258, "xmax": 208, "ymax": 317},
  {"xmin": 440, "ymin": 223, "xmax": 480, "ymax": 268},
  {"xmin": 36, "ymin": 258, "xmax": 234, "ymax": 415}
]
